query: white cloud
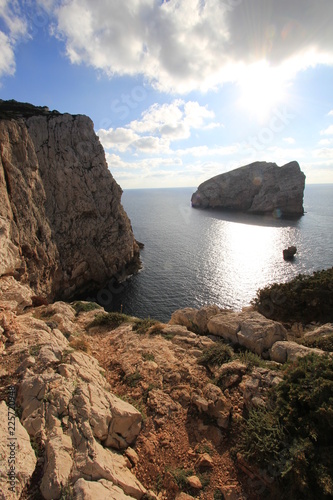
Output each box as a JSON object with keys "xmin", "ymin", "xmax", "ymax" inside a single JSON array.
[
  {"xmin": 320, "ymin": 125, "xmax": 333, "ymax": 136},
  {"xmin": 42, "ymin": 0, "xmax": 333, "ymax": 93},
  {"xmin": 98, "ymin": 99, "xmax": 217, "ymax": 154},
  {"xmin": 328, "ymin": 110, "xmax": 333, "ymax": 116},
  {"xmin": 318, "ymin": 138, "xmax": 333, "ymax": 146},
  {"xmin": 97, "ymin": 127, "xmax": 140, "ymax": 151},
  {"xmin": 283, "ymin": 137, "xmax": 295, "ymax": 144},
  {"xmin": 313, "ymin": 148, "xmax": 333, "ymax": 159},
  {"xmin": 0, "ymin": 0, "xmax": 28, "ymax": 80}
]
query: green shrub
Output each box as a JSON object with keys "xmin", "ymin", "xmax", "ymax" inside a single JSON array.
[
  {"xmin": 88, "ymin": 312, "xmax": 133, "ymax": 329},
  {"xmin": 124, "ymin": 370, "xmax": 142, "ymax": 387},
  {"xmin": 252, "ymin": 268, "xmax": 333, "ymax": 323},
  {"xmin": 237, "ymin": 350, "xmax": 272, "ymax": 369},
  {"xmin": 167, "ymin": 467, "xmax": 194, "ymax": 491},
  {"xmin": 72, "ymin": 301, "xmax": 102, "ymax": 315},
  {"xmin": 300, "ymin": 332, "xmax": 333, "ymax": 352},
  {"xmin": 132, "ymin": 318, "xmax": 160, "ymax": 335},
  {"xmin": 237, "ymin": 354, "xmax": 333, "ymax": 499},
  {"xmin": 198, "ymin": 341, "xmax": 233, "ymax": 369},
  {"xmin": 142, "ymin": 352, "xmax": 155, "ymax": 362}
]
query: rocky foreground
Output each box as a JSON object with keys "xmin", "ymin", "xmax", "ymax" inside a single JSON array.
[
  {"xmin": 1, "ymin": 277, "xmax": 331, "ymax": 500},
  {"xmin": 191, "ymin": 161, "xmax": 306, "ymax": 216}
]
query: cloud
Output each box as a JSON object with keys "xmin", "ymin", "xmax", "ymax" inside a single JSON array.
[
  {"xmin": 0, "ymin": 0, "xmax": 28, "ymax": 80},
  {"xmin": 318, "ymin": 138, "xmax": 333, "ymax": 146},
  {"xmin": 41, "ymin": 0, "xmax": 333, "ymax": 93},
  {"xmin": 283, "ymin": 137, "xmax": 295, "ymax": 144},
  {"xmin": 320, "ymin": 125, "xmax": 333, "ymax": 136},
  {"xmin": 328, "ymin": 110, "xmax": 333, "ymax": 116},
  {"xmin": 129, "ymin": 100, "xmax": 216, "ymax": 139},
  {"xmin": 97, "ymin": 99, "xmax": 217, "ymax": 153},
  {"xmin": 313, "ymin": 147, "xmax": 333, "ymax": 159}
]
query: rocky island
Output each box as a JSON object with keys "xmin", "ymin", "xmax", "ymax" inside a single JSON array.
[
  {"xmin": 0, "ymin": 101, "xmax": 331, "ymax": 500},
  {"xmin": 191, "ymin": 161, "xmax": 306, "ymax": 216}
]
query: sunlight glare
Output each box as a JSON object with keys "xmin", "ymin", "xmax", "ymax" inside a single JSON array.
[{"xmin": 238, "ymin": 62, "xmax": 289, "ymax": 121}]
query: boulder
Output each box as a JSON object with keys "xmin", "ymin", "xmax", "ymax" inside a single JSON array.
[
  {"xmin": 169, "ymin": 305, "xmax": 222, "ymax": 334},
  {"xmin": 191, "ymin": 161, "xmax": 305, "ymax": 216},
  {"xmin": 73, "ymin": 478, "xmax": 136, "ymax": 499},
  {"xmin": 269, "ymin": 341, "xmax": 327, "ymax": 363},
  {"xmin": 283, "ymin": 246, "xmax": 297, "ymax": 260},
  {"xmin": 207, "ymin": 310, "xmax": 287, "ymax": 355}
]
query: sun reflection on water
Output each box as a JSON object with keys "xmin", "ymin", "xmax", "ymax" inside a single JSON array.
[{"xmin": 204, "ymin": 218, "xmax": 299, "ymax": 308}]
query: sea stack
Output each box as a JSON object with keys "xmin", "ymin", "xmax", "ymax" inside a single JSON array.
[
  {"xmin": 191, "ymin": 161, "xmax": 306, "ymax": 216},
  {"xmin": 0, "ymin": 99, "xmax": 141, "ymax": 301}
]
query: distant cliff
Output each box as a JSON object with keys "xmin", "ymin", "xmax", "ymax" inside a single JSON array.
[
  {"xmin": 191, "ymin": 161, "xmax": 306, "ymax": 216},
  {"xmin": 0, "ymin": 99, "xmax": 140, "ymax": 300}
]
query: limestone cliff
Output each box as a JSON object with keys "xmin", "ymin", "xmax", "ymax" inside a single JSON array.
[
  {"xmin": 0, "ymin": 100, "xmax": 140, "ymax": 300},
  {"xmin": 191, "ymin": 161, "xmax": 306, "ymax": 216}
]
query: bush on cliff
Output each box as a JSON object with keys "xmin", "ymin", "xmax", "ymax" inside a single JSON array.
[
  {"xmin": 237, "ymin": 353, "xmax": 333, "ymax": 499},
  {"xmin": 252, "ymin": 268, "xmax": 333, "ymax": 323}
]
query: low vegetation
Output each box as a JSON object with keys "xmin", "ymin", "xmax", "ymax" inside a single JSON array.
[
  {"xmin": 69, "ymin": 337, "xmax": 91, "ymax": 354},
  {"xmin": 252, "ymin": 267, "xmax": 333, "ymax": 323},
  {"xmin": 88, "ymin": 312, "xmax": 133, "ymax": 329},
  {"xmin": 237, "ymin": 353, "xmax": 333, "ymax": 499},
  {"xmin": 300, "ymin": 332, "xmax": 333, "ymax": 352},
  {"xmin": 198, "ymin": 341, "xmax": 233, "ymax": 369},
  {"xmin": 71, "ymin": 301, "xmax": 102, "ymax": 315},
  {"xmin": 132, "ymin": 318, "xmax": 161, "ymax": 335}
]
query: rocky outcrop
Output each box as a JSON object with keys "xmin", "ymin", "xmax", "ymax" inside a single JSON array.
[
  {"xmin": 191, "ymin": 161, "xmax": 306, "ymax": 216},
  {"xmin": 170, "ymin": 306, "xmax": 287, "ymax": 356},
  {"xmin": 0, "ymin": 100, "xmax": 140, "ymax": 301},
  {"xmin": 0, "ymin": 281, "xmax": 146, "ymax": 500}
]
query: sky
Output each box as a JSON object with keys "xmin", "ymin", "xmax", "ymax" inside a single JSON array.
[{"xmin": 1, "ymin": 0, "xmax": 333, "ymax": 189}]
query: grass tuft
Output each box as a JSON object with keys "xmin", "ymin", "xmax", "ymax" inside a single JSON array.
[
  {"xmin": 198, "ymin": 341, "xmax": 233, "ymax": 369},
  {"xmin": 88, "ymin": 312, "xmax": 133, "ymax": 330},
  {"xmin": 71, "ymin": 301, "xmax": 102, "ymax": 315}
]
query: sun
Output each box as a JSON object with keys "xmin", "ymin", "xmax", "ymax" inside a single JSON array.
[{"xmin": 238, "ymin": 62, "xmax": 289, "ymax": 122}]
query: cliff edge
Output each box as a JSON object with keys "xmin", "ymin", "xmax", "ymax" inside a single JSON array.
[
  {"xmin": 0, "ymin": 100, "xmax": 140, "ymax": 301},
  {"xmin": 191, "ymin": 161, "xmax": 306, "ymax": 216}
]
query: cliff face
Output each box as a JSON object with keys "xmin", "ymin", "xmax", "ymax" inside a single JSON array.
[
  {"xmin": 0, "ymin": 100, "xmax": 140, "ymax": 300},
  {"xmin": 191, "ymin": 161, "xmax": 306, "ymax": 216}
]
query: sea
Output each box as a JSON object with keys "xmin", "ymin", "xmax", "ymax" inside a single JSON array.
[{"xmin": 107, "ymin": 184, "xmax": 333, "ymax": 323}]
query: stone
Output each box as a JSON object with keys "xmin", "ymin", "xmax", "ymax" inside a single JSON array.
[
  {"xmin": 196, "ymin": 453, "xmax": 214, "ymax": 469},
  {"xmin": 125, "ymin": 447, "xmax": 139, "ymax": 466},
  {"xmin": 191, "ymin": 161, "xmax": 306, "ymax": 216},
  {"xmin": 269, "ymin": 341, "xmax": 327, "ymax": 363},
  {"xmin": 169, "ymin": 305, "xmax": 221, "ymax": 334},
  {"xmin": 16, "ymin": 355, "xmax": 36, "ymax": 373},
  {"xmin": 208, "ymin": 310, "xmax": 287, "ymax": 355},
  {"xmin": 73, "ymin": 423, "xmax": 146, "ymax": 499},
  {"xmin": 187, "ymin": 475, "xmax": 202, "ymax": 489},
  {"xmin": 73, "ymin": 478, "xmax": 136, "ymax": 499},
  {"xmin": 0, "ymin": 277, "xmax": 33, "ymax": 312},
  {"xmin": 40, "ymin": 426, "xmax": 73, "ymax": 500},
  {"xmin": 283, "ymin": 246, "xmax": 297, "ymax": 260},
  {"xmin": 0, "ymin": 101, "xmax": 141, "ymax": 301},
  {"xmin": 0, "ymin": 401, "xmax": 37, "ymax": 500}
]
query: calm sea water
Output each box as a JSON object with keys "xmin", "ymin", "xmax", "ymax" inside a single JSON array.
[{"xmin": 109, "ymin": 184, "xmax": 333, "ymax": 322}]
